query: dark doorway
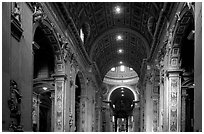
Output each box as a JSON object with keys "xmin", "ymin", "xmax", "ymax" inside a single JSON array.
[{"xmin": 75, "ymin": 74, "xmax": 82, "ymax": 132}]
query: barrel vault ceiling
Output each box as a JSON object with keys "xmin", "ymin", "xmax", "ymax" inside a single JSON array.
[{"xmin": 51, "ymin": 2, "xmax": 167, "ymax": 78}]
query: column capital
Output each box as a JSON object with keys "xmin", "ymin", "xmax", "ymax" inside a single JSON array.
[
  {"xmin": 52, "ymin": 74, "xmax": 67, "ymax": 80},
  {"xmin": 166, "ymin": 69, "xmax": 183, "ymax": 76}
]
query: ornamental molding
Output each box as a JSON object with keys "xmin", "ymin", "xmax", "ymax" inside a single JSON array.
[
  {"xmin": 11, "ymin": 3, "xmax": 23, "ymax": 41},
  {"xmin": 54, "ymin": 3, "xmax": 92, "ymax": 67},
  {"xmin": 32, "ymin": 2, "xmax": 48, "ymax": 23}
]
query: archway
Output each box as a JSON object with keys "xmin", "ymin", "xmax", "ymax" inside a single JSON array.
[
  {"xmin": 107, "ymin": 86, "xmax": 139, "ymax": 102},
  {"xmin": 74, "ymin": 71, "xmax": 86, "ymax": 132},
  {"xmin": 109, "ymin": 87, "xmax": 137, "ymax": 132},
  {"xmin": 171, "ymin": 7, "xmax": 195, "ymax": 132},
  {"xmin": 176, "ymin": 10, "xmax": 194, "ymax": 132},
  {"xmin": 32, "ymin": 22, "xmax": 59, "ymax": 131}
]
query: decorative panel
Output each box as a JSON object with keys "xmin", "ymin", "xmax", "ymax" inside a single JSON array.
[
  {"xmin": 168, "ymin": 78, "xmax": 180, "ymax": 132},
  {"xmin": 54, "ymin": 81, "xmax": 64, "ymax": 131},
  {"xmin": 152, "ymin": 99, "xmax": 158, "ymax": 132}
]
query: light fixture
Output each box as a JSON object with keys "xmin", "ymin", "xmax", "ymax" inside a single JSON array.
[
  {"xmin": 121, "ymin": 90, "xmax": 124, "ymax": 93},
  {"xmin": 120, "ymin": 65, "xmax": 125, "ymax": 72},
  {"xmin": 114, "ymin": 6, "xmax": 121, "ymax": 14},
  {"xmin": 122, "ymin": 94, "xmax": 124, "ymax": 96},
  {"xmin": 111, "ymin": 67, "xmax": 116, "ymax": 71},
  {"xmin": 112, "ymin": 116, "xmax": 115, "ymax": 122},
  {"xmin": 118, "ymin": 49, "xmax": 123, "ymax": 54},
  {"xmin": 42, "ymin": 87, "xmax": 48, "ymax": 90},
  {"xmin": 121, "ymin": 87, "xmax": 124, "ymax": 89},
  {"xmin": 116, "ymin": 35, "xmax": 123, "ymax": 41},
  {"xmin": 119, "ymin": 61, "xmax": 123, "ymax": 64}
]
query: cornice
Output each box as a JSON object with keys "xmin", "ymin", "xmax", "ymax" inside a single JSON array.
[
  {"xmin": 60, "ymin": 3, "xmax": 92, "ymax": 66},
  {"xmin": 49, "ymin": 3, "xmax": 93, "ymax": 69}
]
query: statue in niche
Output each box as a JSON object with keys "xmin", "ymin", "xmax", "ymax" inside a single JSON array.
[
  {"xmin": 13, "ymin": 2, "xmax": 21, "ymax": 22},
  {"xmin": 8, "ymin": 80, "xmax": 23, "ymax": 131},
  {"xmin": 166, "ymin": 26, "xmax": 175, "ymax": 52},
  {"xmin": 61, "ymin": 40, "xmax": 70, "ymax": 62},
  {"xmin": 58, "ymin": 34, "xmax": 73, "ymax": 63},
  {"xmin": 32, "ymin": 2, "xmax": 46, "ymax": 22}
]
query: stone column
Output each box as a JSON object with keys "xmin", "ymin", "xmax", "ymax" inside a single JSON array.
[
  {"xmin": 181, "ymin": 88, "xmax": 187, "ymax": 132},
  {"xmin": 194, "ymin": 3, "xmax": 202, "ymax": 132},
  {"xmin": 80, "ymin": 95, "xmax": 88, "ymax": 132},
  {"xmin": 152, "ymin": 68, "xmax": 160, "ymax": 132},
  {"xmin": 69, "ymin": 78, "xmax": 75, "ymax": 132},
  {"xmin": 158, "ymin": 69, "xmax": 165, "ymax": 131},
  {"xmin": 133, "ymin": 106, "xmax": 140, "ymax": 132},
  {"xmin": 95, "ymin": 106, "xmax": 101, "ymax": 132},
  {"xmin": 152, "ymin": 98, "xmax": 159, "ymax": 132},
  {"xmin": 106, "ymin": 106, "xmax": 111, "ymax": 131},
  {"xmin": 32, "ymin": 93, "xmax": 40, "ymax": 131},
  {"xmin": 144, "ymin": 66, "xmax": 154, "ymax": 132},
  {"xmin": 50, "ymin": 91, "xmax": 55, "ymax": 132},
  {"xmin": 109, "ymin": 109, "xmax": 114, "ymax": 132},
  {"xmin": 53, "ymin": 74, "xmax": 66, "ymax": 132},
  {"xmin": 67, "ymin": 68, "xmax": 74, "ymax": 132},
  {"xmin": 166, "ymin": 70, "xmax": 182, "ymax": 132}
]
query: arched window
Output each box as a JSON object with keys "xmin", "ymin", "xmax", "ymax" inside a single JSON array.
[
  {"xmin": 80, "ymin": 22, "xmax": 90, "ymax": 44},
  {"xmin": 80, "ymin": 28, "xmax": 84, "ymax": 43}
]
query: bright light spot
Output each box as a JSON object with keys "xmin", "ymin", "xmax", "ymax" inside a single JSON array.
[
  {"xmin": 116, "ymin": 35, "xmax": 123, "ymax": 41},
  {"xmin": 121, "ymin": 90, "xmax": 124, "ymax": 93},
  {"xmin": 42, "ymin": 87, "xmax": 48, "ymax": 90},
  {"xmin": 111, "ymin": 67, "xmax": 116, "ymax": 71},
  {"xmin": 119, "ymin": 61, "xmax": 123, "ymax": 64},
  {"xmin": 112, "ymin": 116, "xmax": 115, "ymax": 122},
  {"xmin": 118, "ymin": 49, "xmax": 123, "ymax": 54},
  {"xmin": 113, "ymin": 105, "xmax": 115, "ymax": 108},
  {"xmin": 80, "ymin": 28, "xmax": 84, "ymax": 43},
  {"xmin": 115, "ymin": 6, "xmax": 121, "ymax": 14},
  {"xmin": 122, "ymin": 118, "xmax": 124, "ymax": 121},
  {"xmin": 147, "ymin": 65, "xmax": 151, "ymax": 70},
  {"xmin": 121, "ymin": 94, "xmax": 124, "ymax": 96},
  {"xmin": 130, "ymin": 67, "xmax": 133, "ymax": 71},
  {"xmin": 121, "ymin": 87, "xmax": 124, "ymax": 89},
  {"xmin": 120, "ymin": 65, "xmax": 125, "ymax": 72}
]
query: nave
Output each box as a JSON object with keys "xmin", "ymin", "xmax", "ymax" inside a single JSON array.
[{"xmin": 2, "ymin": 2, "xmax": 202, "ymax": 132}]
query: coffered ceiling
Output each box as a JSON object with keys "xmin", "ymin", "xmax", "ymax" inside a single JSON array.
[{"xmin": 52, "ymin": 2, "xmax": 166, "ymax": 78}]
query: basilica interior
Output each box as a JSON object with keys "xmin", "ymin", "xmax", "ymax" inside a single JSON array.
[{"xmin": 2, "ymin": 2, "xmax": 202, "ymax": 132}]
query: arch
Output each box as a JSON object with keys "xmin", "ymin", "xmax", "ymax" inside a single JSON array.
[
  {"xmin": 80, "ymin": 22, "xmax": 91, "ymax": 43},
  {"xmin": 89, "ymin": 27, "xmax": 150, "ymax": 60},
  {"xmin": 33, "ymin": 81, "xmax": 54, "ymax": 94},
  {"xmin": 74, "ymin": 70, "xmax": 87, "ymax": 132},
  {"xmin": 75, "ymin": 71, "xmax": 86, "ymax": 95},
  {"xmin": 33, "ymin": 19, "xmax": 61, "ymax": 54},
  {"xmin": 107, "ymin": 85, "xmax": 139, "ymax": 102}
]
